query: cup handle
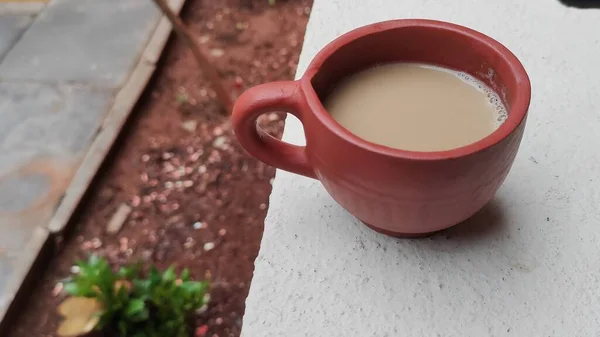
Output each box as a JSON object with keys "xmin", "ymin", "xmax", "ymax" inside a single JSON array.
[{"xmin": 232, "ymin": 80, "xmax": 316, "ymax": 179}]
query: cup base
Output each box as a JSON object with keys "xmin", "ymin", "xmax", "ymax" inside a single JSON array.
[{"xmin": 362, "ymin": 221, "xmax": 440, "ymax": 239}]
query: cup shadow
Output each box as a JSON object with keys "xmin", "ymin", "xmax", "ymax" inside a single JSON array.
[{"xmin": 430, "ymin": 199, "xmax": 508, "ymax": 243}]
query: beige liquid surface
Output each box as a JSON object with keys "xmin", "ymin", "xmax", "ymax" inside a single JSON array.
[{"xmin": 324, "ymin": 63, "xmax": 507, "ymax": 152}]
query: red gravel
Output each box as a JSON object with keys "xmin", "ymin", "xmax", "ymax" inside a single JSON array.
[{"xmin": 7, "ymin": 0, "xmax": 312, "ymax": 336}]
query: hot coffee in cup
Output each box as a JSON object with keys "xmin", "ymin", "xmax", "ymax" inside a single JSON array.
[
  {"xmin": 232, "ymin": 20, "xmax": 531, "ymax": 237},
  {"xmin": 325, "ymin": 63, "xmax": 508, "ymax": 152}
]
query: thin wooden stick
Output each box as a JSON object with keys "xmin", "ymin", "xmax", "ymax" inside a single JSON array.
[{"xmin": 153, "ymin": 0, "xmax": 233, "ymax": 114}]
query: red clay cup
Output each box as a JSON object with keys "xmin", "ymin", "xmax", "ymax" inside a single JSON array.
[{"xmin": 231, "ymin": 19, "xmax": 531, "ymax": 237}]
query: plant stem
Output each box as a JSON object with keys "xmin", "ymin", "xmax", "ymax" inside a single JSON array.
[{"xmin": 152, "ymin": 0, "xmax": 233, "ymax": 114}]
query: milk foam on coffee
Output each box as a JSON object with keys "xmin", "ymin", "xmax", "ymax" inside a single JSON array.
[{"xmin": 324, "ymin": 63, "xmax": 508, "ymax": 152}]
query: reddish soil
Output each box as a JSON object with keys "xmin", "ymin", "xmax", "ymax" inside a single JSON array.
[{"xmin": 8, "ymin": 0, "xmax": 312, "ymax": 336}]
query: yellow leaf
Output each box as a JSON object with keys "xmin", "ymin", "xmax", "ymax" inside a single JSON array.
[
  {"xmin": 114, "ymin": 280, "xmax": 131, "ymax": 292},
  {"xmin": 57, "ymin": 297, "xmax": 102, "ymax": 337}
]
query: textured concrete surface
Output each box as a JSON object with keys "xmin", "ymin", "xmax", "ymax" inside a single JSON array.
[
  {"xmin": 0, "ymin": 0, "xmax": 172, "ymax": 326},
  {"xmin": 0, "ymin": 0, "xmax": 160, "ymax": 87},
  {"xmin": 242, "ymin": 1, "xmax": 600, "ymax": 336}
]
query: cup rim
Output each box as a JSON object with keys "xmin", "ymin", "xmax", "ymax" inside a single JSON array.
[{"xmin": 301, "ymin": 19, "xmax": 531, "ymax": 161}]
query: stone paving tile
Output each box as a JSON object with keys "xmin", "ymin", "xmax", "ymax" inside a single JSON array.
[
  {"xmin": 0, "ymin": 0, "xmax": 159, "ymax": 87},
  {"xmin": 0, "ymin": 0, "xmax": 173, "ymax": 327},
  {"xmin": 0, "ymin": 15, "xmax": 31, "ymax": 60},
  {"xmin": 0, "ymin": 226, "xmax": 48, "ymax": 322},
  {"xmin": 0, "ymin": 83, "xmax": 112, "ymax": 313},
  {"xmin": 0, "ymin": 252, "xmax": 14, "ymax": 301},
  {"xmin": 0, "ymin": 83, "xmax": 113, "ymax": 155}
]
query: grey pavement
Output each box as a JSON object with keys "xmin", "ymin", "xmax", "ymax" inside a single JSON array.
[{"xmin": 0, "ymin": 0, "xmax": 171, "ymax": 327}]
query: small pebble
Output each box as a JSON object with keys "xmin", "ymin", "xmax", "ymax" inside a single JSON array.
[
  {"xmin": 70, "ymin": 265, "xmax": 80, "ymax": 274},
  {"xmin": 91, "ymin": 238, "xmax": 102, "ymax": 249},
  {"xmin": 142, "ymin": 250, "xmax": 153, "ymax": 261},
  {"xmin": 119, "ymin": 237, "xmax": 129, "ymax": 252},
  {"xmin": 210, "ymin": 48, "xmax": 225, "ymax": 57},
  {"xmin": 52, "ymin": 282, "xmax": 64, "ymax": 296},
  {"xmin": 164, "ymin": 163, "xmax": 175, "ymax": 172},
  {"xmin": 259, "ymin": 203, "xmax": 267, "ymax": 210},
  {"xmin": 184, "ymin": 238, "xmax": 195, "ymax": 249},
  {"xmin": 204, "ymin": 242, "xmax": 215, "ymax": 251},
  {"xmin": 213, "ymin": 136, "xmax": 228, "ymax": 149},
  {"xmin": 141, "ymin": 154, "xmax": 150, "ymax": 162},
  {"xmin": 208, "ymin": 151, "xmax": 221, "ymax": 163},
  {"xmin": 193, "ymin": 221, "xmax": 204, "ymax": 229},
  {"xmin": 213, "ymin": 126, "xmax": 224, "ymax": 136},
  {"xmin": 131, "ymin": 195, "xmax": 141, "ymax": 207},
  {"xmin": 190, "ymin": 151, "xmax": 202, "ymax": 162},
  {"xmin": 165, "ymin": 181, "xmax": 174, "ymax": 189},
  {"xmin": 196, "ymin": 325, "xmax": 209, "ymax": 337},
  {"xmin": 215, "ymin": 317, "xmax": 223, "ymax": 325},
  {"xmin": 182, "ymin": 120, "xmax": 198, "ymax": 132},
  {"xmin": 198, "ymin": 35, "xmax": 210, "ymax": 44},
  {"xmin": 198, "ymin": 165, "xmax": 207, "ymax": 174},
  {"xmin": 218, "ymin": 228, "xmax": 227, "ymax": 236}
]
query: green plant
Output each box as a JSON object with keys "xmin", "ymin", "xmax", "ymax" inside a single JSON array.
[
  {"xmin": 176, "ymin": 91, "xmax": 189, "ymax": 104},
  {"xmin": 58, "ymin": 255, "xmax": 209, "ymax": 337}
]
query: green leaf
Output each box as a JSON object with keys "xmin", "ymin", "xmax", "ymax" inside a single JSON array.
[
  {"xmin": 176, "ymin": 92, "xmax": 189, "ymax": 104},
  {"xmin": 88, "ymin": 255, "xmax": 101, "ymax": 268},
  {"xmin": 118, "ymin": 266, "xmax": 134, "ymax": 279},
  {"xmin": 118, "ymin": 320, "xmax": 128, "ymax": 337},
  {"xmin": 180, "ymin": 268, "xmax": 190, "ymax": 281},
  {"xmin": 133, "ymin": 279, "xmax": 151, "ymax": 293},
  {"xmin": 181, "ymin": 281, "xmax": 208, "ymax": 295},
  {"xmin": 162, "ymin": 266, "xmax": 176, "ymax": 283},
  {"xmin": 64, "ymin": 282, "xmax": 83, "ymax": 296},
  {"xmin": 149, "ymin": 267, "xmax": 161, "ymax": 284},
  {"xmin": 125, "ymin": 299, "xmax": 146, "ymax": 317}
]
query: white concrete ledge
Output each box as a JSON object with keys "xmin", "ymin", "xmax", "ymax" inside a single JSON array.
[{"xmin": 242, "ymin": 1, "xmax": 600, "ymax": 336}]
